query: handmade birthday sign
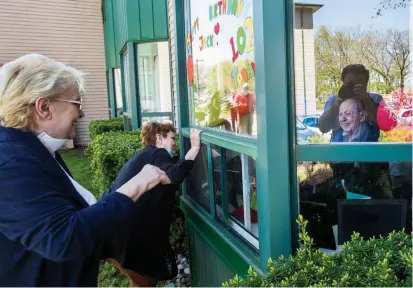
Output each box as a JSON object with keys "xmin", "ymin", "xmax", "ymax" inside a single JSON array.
[{"xmin": 187, "ymin": 0, "xmax": 255, "ymax": 91}]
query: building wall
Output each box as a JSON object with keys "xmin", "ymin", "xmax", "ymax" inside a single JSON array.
[
  {"xmin": 0, "ymin": 0, "xmax": 108, "ymax": 146},
  {"xmin": 168, "ymin": 0, "xmax": 178, "ymax": 126},
  {"xmin": 294, "ymin": 7, "xmax": 317, "ymax": 116}
]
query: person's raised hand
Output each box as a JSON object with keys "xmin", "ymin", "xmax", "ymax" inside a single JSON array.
[
  {"xmin": 116, "ymin": 164, "xmax": 171, "ymax": 202},
  {"xmin": 190, "ymin": 128, "xmax": 201, "ymax": 149}
]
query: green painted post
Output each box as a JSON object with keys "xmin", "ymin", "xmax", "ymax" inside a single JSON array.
[
  {"xmin": 127, "ymin": 42, "xmax": 141, "ymax": 130},
  {"xmin": 253, "ymin": 0, "xmax": 292, "ymax": 270},
  {"xmin": 107, "ymin": 68, "xmax": 117, "ymax": 118},
  {"xmin": 174, "ymin": 0, "xmax": 190, "ymax": 150}
]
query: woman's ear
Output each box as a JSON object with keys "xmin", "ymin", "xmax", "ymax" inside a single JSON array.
[
  {"xmin": 34, "ymin": 97, "xmax": 52, "ymax": 120},
  {"xmin": 156, "ymin": 134, "xmax": 163, "ymax": 145},
  {"xmin": 359, "ymin": 110, "xmax": 368, "ymax": 123}
]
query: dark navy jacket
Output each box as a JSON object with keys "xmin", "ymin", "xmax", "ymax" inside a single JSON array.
[
  {"xmin": 0, "ymin": 127, "xmax": 135, "ymax": 287},
  {"xmin": 105, "ymin": 146, "xmax": 194, "ymax": 279}
]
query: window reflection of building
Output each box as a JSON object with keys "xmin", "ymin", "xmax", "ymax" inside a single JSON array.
[{"xmin": 137, "ymin": 42, "xmax": 172, "ymax": 115}]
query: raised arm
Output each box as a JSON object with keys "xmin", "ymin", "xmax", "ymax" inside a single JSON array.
[{"xmin": 0, "ymin": 151, "xmax": 169, "ymax": 262}]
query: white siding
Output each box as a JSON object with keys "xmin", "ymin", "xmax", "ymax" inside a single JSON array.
[
  {"xmin": 0, "ymin": 0, "xmax": 108, "ymax": 146},
  {"xmin": 294, "ymin": 7, "xmax": 317, "ymax": 117},
  {"xmin": 168, "ymin": 0, "xmax": 178, "ymax": 126}
]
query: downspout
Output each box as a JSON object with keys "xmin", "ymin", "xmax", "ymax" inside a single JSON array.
[{"xmin": 301, "ymin": 6, "xmax": 307, "ymax": 116}]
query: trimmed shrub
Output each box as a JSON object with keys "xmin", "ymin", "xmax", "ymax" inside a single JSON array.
[
  {"xmin": 89, "ymin": 117, "xmax": 125, "ymax": 139},
  {"xmin": 85, "ymin": 131, "xmax": 142, "ymax": 197},
  {"xmin": 223, "ymin": 215, "xmax": 412, "ymax": 287}
]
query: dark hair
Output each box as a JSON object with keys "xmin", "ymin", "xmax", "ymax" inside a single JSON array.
[
  {"xmin": 141, "ymin": 122, "xmax": 176, "ymax": 147},
  {"xmin": 341, "ymin": 64, "xmax": 370, "ymax": 83}
]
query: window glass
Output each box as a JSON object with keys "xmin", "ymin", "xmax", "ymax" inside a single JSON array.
[
  {"xmin": 210, "ymin": 144, "xmax": 258, "ymax": 248},
  {"xmin": 293, "ymin": 0, "xmax": 412, "ymax": 144},
  {"xmin": 297, "ymin": 160, "xmax": 412, "ymax": 252},
  {"xmin": 114, "ymin": 68, "xmax": 123, "ymax": 110},
  {"xmin": 122, "ymin": 50, "xmax": 131, "ymax": 113},
  {"xmin": 137, "ymin": 42, "xmax": 172, "ymax": 113},
  {"xmin": 185, "ymin": 141, "xmax": 211, "ymax": 213},
  {"xmin": 142, "ymin": 116, "xmax": 172, "ymax": 127},
  {"xmin": 186, "ymin": 0, "xmax": 257, "ymax": 137}
]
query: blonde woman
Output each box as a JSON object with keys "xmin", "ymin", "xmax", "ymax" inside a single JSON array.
[{"xmin": 0, "ymin": 54, "xmax": 170, "ymax": 286}]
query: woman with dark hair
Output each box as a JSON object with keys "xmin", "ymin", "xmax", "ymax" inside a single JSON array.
[{"xmin": 105, "ymin": 122, "xmax": 201, "ymax": 286}]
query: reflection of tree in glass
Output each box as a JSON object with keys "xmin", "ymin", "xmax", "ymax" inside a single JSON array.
[
  {"xmin": 374, "ymin": 0, "xmax": 410, "ymax": 16},
  {"xmin": 315, "ymin": 26, "xmax": 410, "ymax": 105}
]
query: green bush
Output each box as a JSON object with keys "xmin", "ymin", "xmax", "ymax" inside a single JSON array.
[
  {"xmin": 85, "ymin": 131, "xmax": 142, "ymax": 197},
  {"xmin": 89, "ymin": 117, "xmax": 125, "ymax": 139},
  {"xmin": 223, "ymin": 216, "xmax": 412, "ymax": 287}
]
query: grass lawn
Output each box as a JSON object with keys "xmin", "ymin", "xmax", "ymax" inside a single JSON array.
[{"xmin": 59, "ymin": 149, "xmax": 130, "ymax": 288}]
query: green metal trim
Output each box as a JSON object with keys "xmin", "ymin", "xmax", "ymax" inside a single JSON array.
[
  {"xmin": 254, "ymin": 0, "xmax": 292, "ymax": 270},
  {"xmin": 141, "ymin": 112, "xmax": 173, "ymax": 117},
  {"xmin": 181, "ymin": 196, "xmax": 262, "ymax": 276},
  {"xmin": 174, "ymin": 0, "xmax": 190, "ymax": 151},
  {"xmin": 107, "ymin": 68, "xmax": 117, "ymax": 118},
  {"xmin": 285, "ymin": 0, "xmax": 299, "ymax": 253},
  {"xmin": 207, "ymin": 143, "xmax": 216, "ymax": 220},
  {"xmin": 133, "ymin": 38, "xmax": 170, "ymax": 43},
  {"xmin": 220, "ymin": 146, "xmax": 229, "ymax": 228},
  {"xmin": 120, "ymin": 51, "xmax": 127, "ymax": 113},
  {"xmin": 127, "ymin": 42, "xmax": 140, "ymax": 130},
  {"xmin": 174, "ymin": 0, "xmax": 189, "ymax": 196},
  {"xmin": 296, "ymin": 143, "xmax": 412, "ymax": 162},
  {"xmin": 181, "ymin": 127, "xmax": 257, "ymax": 157}
]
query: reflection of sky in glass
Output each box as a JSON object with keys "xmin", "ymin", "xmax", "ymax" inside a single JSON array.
[
  {"xmin": 190, "ymin": 0, "xmax": 254, "ymax": 66},
  {"xmin": 296, "ymin": 0, "xmax": 410, "ymax": 31}
]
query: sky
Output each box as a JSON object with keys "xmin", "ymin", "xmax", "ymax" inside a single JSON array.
[{"xmin": 297, "ymin": 0, "xmax": 410, "ymax": 31}]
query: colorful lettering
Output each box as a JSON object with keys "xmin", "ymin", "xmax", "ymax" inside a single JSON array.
[
  {"xmin": 236, "ymin": 0, "xmax": 244, "ymax": 17},
  {"xmin": 244, "ymin": 17, "xmax": 254, "ymax": 52},
  {"xmin": 247, "ymin": 62, "xmax": 254, "ymax": 78},
  {"xmin": 241, "ymin": 68, "xmax": 248, "ymax": 82},
  {"xmin": 231, "ymin": 67, "xmax": 238, "ymax": 87},
  {"xmin": 231, "ymin": 62, "xmax": 256, "ymax": 89},
  {"xmin": 218, "ymin": 0, "xmax": 223, "ymax": 14},
  {"xmin": 230, "ymin": 37, "xmax": 239, "ymax": 63},
  {"xmin": 236, "ymin": 26, "xmax": 246, "ymax": 55},
  {"xmin": 199, "ymin": 36, "xmax": 205, "ymax": 51}
]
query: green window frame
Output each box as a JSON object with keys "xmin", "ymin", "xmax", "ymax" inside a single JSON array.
[{"xmin": 175, "ymin": 0, "xmax": 413, "ymax": 274}]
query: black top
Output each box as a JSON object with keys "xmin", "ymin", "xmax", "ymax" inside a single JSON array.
[{"xmin": 104, "ymin": 146, "xmax": 194, "ymax": 279}]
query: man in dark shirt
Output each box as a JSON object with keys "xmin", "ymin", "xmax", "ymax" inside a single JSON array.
[{"xmin": 105, "ymin": 123, "xmax": 201, "ymax": 286}]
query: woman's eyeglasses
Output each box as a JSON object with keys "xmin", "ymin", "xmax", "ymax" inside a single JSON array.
[{"xmin": 54, "ymin": 98, "xmax": 82, "ymax": 110}]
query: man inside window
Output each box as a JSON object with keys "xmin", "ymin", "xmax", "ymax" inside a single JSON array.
[{"xmin": 319, "ymin": 64, "xmax": 382, "ymax": 142}]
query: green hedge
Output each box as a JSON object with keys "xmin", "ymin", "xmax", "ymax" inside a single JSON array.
[
  {"xmin": 89, "ymin": 117, "xmax": 125, "ymax": 139},
  {"xmin": 223, "ymin": 216, "xmax": 412, "ymax": 287},
  {"xmin": 86, "ymin": 131, "xmax": 142, "ymax": 197}
]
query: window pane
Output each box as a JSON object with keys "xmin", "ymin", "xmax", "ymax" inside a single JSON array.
[
  {"xmin": 186, "ymin": 0, "xmax": 257, "ymax": 137},
  {"xmin": 122, "ymin": 50, "xmax": 131, "ymax": 113},
  {"xmin": 211, "ymin": 143, "xmax": 258, "ymax": 248},
  {"xmin": 137, "ymin": 42, "xmax": 172, "ymax": 113},
  {"xmin": 114, "ymin": 68, "xmax": 123, "ymax": 110},
  {"xmin": 293, "ymin": 0, "xmax": 412, "ymax": 144},
  {"xmin": 297, "ymin": 160, "xmax": 412, "ymax": 252},
  {"xmin": 142, "ymin": 116, "xmax": 172, "ymax": 126},
  {"xmin": 185, "ymin": 141, "xmax": 211, "ymax": 213}
]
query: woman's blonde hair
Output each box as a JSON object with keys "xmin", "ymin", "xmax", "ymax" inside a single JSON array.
[{"xmin": 0, "ymin": 54, "xmax": 85, "ymax": 129}]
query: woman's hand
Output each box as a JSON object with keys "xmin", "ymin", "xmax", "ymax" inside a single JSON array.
[
  {"xmin": 185, "ymin": 129, "xmax": 202, "ymax": 161},
  {"xmin": 116, "ymin": 164, "xmax": 171, "ymax": 202},
  {"xmin": 190, "ymin": 128, "xmax": 201, "ymax": 149}
]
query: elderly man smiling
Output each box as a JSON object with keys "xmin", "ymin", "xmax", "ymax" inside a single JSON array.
[{"xmin": 336, "ymin": 98, "xmax": 375, "ymax": 143}]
